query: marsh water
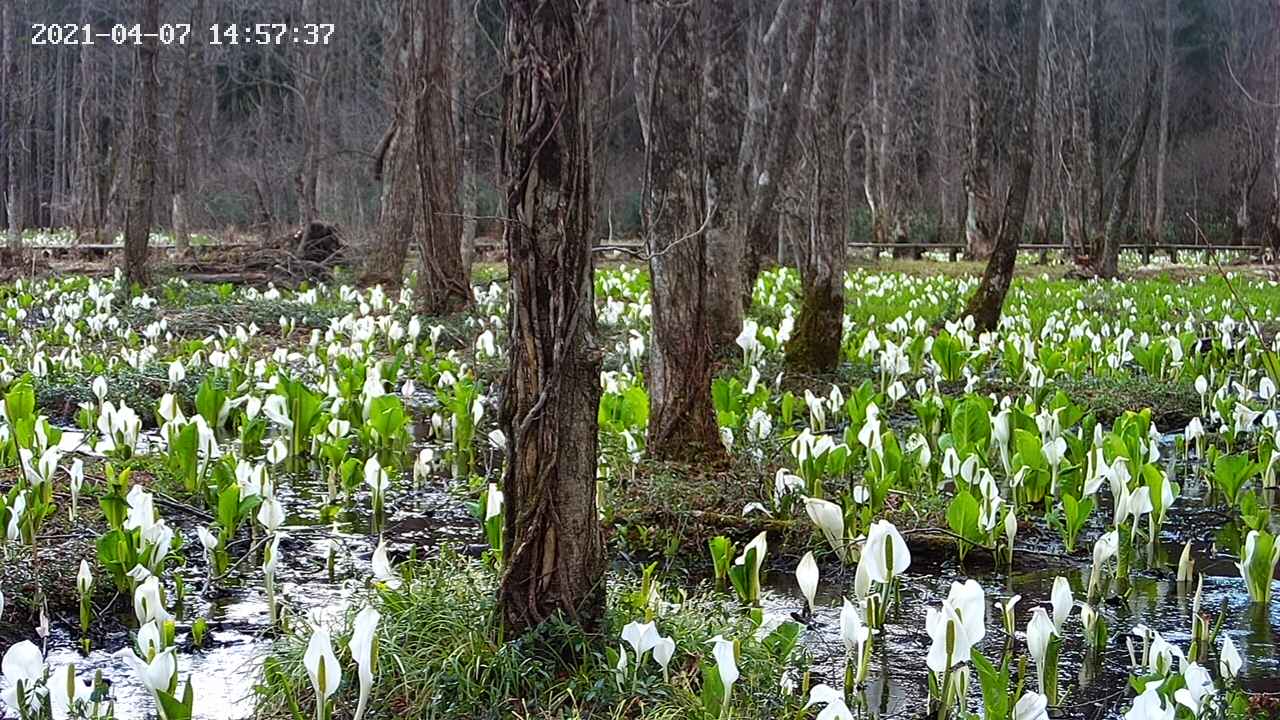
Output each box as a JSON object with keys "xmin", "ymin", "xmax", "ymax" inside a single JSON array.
[{"xmin": 24, "ymin": 430, "xmax": 1280, "ymax": 720}]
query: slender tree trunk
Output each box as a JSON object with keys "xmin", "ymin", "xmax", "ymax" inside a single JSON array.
[
  {"xmin": 701, "ymin": 0, "xmax": 746, "ymax": 352},
  {"xmin": 3, "ymin": 0, "xmax": 21, "ymax": 259},
  {"xmin": 498, "ymin": 0, "xmax": 605, "ymax": 637},
  {"xmin": 963, "ymin": 0, "xmax": 1043, "ymax": 331},
  {"xmin": 123, "ymin": 0, "xmax": 161, "ymax": 288},
  {"xmin": 172, "ymin": 0, "xmax": 203, "ymax": 254},
  {"xmin": 295, "ymin": 0, "xmax": 323, "ymax": 230},
  {"xmin": 453, "ymin": 0, "xmax": 477, "ymax": 274},
  {"xmin": 411, "ymin": 0, "xmax": 470, "ymax": 314},
  {"xmin": 1151, "ymin": 0, "xmax": 1172, "ymax": 254},
  {"xmin": 964, "ymin": 0, "xmax": 996, "ymax": 260},
  {"xmin": 1100, "ymin": 65, "xmax": 1158, "ymax": 278},
  {"xmin": 741, "ymin": 0, "xmax": 821, "ymax": 308},
  {"xmin": 1270, "ymin": 57, "xmax": 1280, "ymax": 256},
  {"xmin": 634, "ymin": 2, "xmax": 726, "ymax": 465},
  {"xmin": 788, "ymin": 0, "xmax": 849, "ymax": 372}
]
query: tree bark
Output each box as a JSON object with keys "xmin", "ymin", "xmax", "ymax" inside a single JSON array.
[
  {"xmin": 701, "ymin": 0, "xmax": 746, "ymax": 352},
  {"xmin": 453, "ymin": 0, "xmax": 477, "ymax": 275},
  {"xmin": 1099, "ymin": 64, "xmax": 1158, "ymax": 279},
  {"xmin": 123, "ymin": 0, "xmax": 161, "ymax": 288},
  {"xmin": 963, "ymin": 0, "xmax": 996, "ymax": 260},
  {"xmin": 634, "ymin": 2, "xmax": 726, "ymax": 465},
  {"xmin": 1151, "ymin": 0, "xmax": 1173, "ymax": 255},
  {"xmin": 741, "ymin": 0, "xmax": 821, "ymax": 307},
  {"xmin": 3, "ymin": 0, "xmax": 21, "ymax": 258},
  {"xmin": 787, "ymin": 0, "xmax": 850, "ymax": 373},
  {"xmin": 172, "ymin": 0, "xmax": 203, "ymax": 255},
  {"xmin": 411, "ymin": 0, "xmax": 470, "ymax": 315},
  {"xmin": 497, "ymin": 0, "xmax": 605, "ymax": 638},
  {"xmin": 963, "ymin": 0, "xmax": 1043, "ymax": 331},
  {"xmin": 362, "ymin": 2, "xmax": 416, "ymax": 287},
  {"xmin": 1270, "ymin": 56, "xmax": 1280, "ymax": 256}
]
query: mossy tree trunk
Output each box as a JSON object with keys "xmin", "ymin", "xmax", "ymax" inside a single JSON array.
[
  {"xmin": 633, "ymin": 2, "xmax": 726, "ymax": 465},
  {"xmin": 963, "ymin": 0, "xmax": 1043, "ymax": 331},
  {"xmin": 497, "ymin": 0, "xmax": 606, "ymax": 637},
  {"xmin": 123, "ymin": 0, "xmax": 160, "ymax": 288},
  {"xmin": 786, "ymin": 0, "xmax": 849, "ymax": 373},
  {"xmin": 411, "ymin": 0, "xmax": 470, "ymax": 315}
]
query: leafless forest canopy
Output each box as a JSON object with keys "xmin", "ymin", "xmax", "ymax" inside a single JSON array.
[{"xmin": 2, "ymin": 0, "xmax": 1279, "ymax": 265}]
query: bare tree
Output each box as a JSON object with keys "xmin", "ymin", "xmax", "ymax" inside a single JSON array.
[
  {"xmin": 497, "ymin": 0, "xmax": 605, "ymax": 637},
  {"xmin": 633, "ymin": 2, "xmax": 724, "ymax": 463},
  {"xmin": 1098, "ymin": 62, "xmax": 1157, "ymax": 278},
  {"xmin": 123, "ymin": 0, "xmax": 161, "ymax": 288},
  {"xmin": 411, "ymin": 0, "xmax": 470, "ymax": 314},
  {"xmin": 741, "ymin": 0, "xmax": 821, "ymax": 307},
  {"xmin": 963, "ymin": 0, "xmax": 1044, "ymax": 330},
  {"xmin": 787, "ymin": 0, "xmax": 851, "ymax": 372}
]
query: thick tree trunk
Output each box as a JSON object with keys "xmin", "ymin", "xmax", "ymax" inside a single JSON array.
[
  {"xmin": 701, "ymin": 0, "xmax": 746, "ymax": 352},
  {"xmin": 787, "ymin": 0, "xmax": 849, "ymax": 373},
  {"xmin": 497, "ymin": 0, "xmax": 605, "ymax": 637},
  {"xmin": 741, "ymin": 1, "xmax": 821, "ymax": 308},
  {"xmin": 123, "ymin": 0, "xmax": 161, "ymax": 288},
  {"xmin": 362, "ymin": 3, "xmax": 416, "ymax": 287},
  {"xmin": 963, "ymin": 0, "xmax": 1043, "ymax": 331},
  {"xmin": 366, "ymin": 123, "xmax": 416, "ymax": 286},
  {"xmin": 411, "ymin": 0, "xmax": 470, "ymax": 315},
  {"xmin": 634, "ymin": 3, "xmax": 725, "ymax": 465}
]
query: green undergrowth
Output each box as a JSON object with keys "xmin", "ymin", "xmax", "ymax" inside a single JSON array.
[{"xmin": 256, "ymin": 550, "xmax": 802, "ymax": 720}]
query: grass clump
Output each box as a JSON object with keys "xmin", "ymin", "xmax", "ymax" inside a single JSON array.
[{"xmin": 256, "ymin": 550, "xmax": 808, "ymax": 720}]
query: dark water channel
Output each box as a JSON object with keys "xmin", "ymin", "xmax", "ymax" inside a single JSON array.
[{"xmin": 23, "ymin": 429, "xmax": 1280, "ymax": 720}]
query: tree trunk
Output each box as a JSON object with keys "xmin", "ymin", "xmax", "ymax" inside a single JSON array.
[
  {"xmin": 1270, "ymin": 58, "xmax": 1280, "ymax": 256},
  {"xmin": 497, "ymin": 0, "xmax": 605, "ymax": 638},
  {"xmin": 366, "ymin": 122, "xmax": 416, "ymax": 286},
  {"xmin": 1099, "ymin": 65, "xmax": 1158, "ymax": 279},
  {"xmin": 634, "ymin": 3, "xmax": 726, "ymax": 465},
  {"xmin": 1151, "ymin": 0, "xmax": 1172, "ymax": 253},
  {"xmin": 411, "ymin": 0, "xmax": 470, "ymax": 315},
  {"xmin": 964, "ymin": 0, "xmax": 996, "ymax": 260},
  {"xmin": 787, "ymin": 0, "xmax": 849, "ymax": 373},
  {"xmin": 741, "ymin": 0, "xmax": 821, "ymax": 308},
  {"xmin": 701, "ymin": 0, "xmax": 746, "ymax": 352},
  {"xmin": 172, "ymin": 0, "xmax": 203, "ymax": 254},
  {"xmin": 3, "ymin": 0, "xmax": 21, "ymax": 259},
  {"xmin": 452, "ymin": 0, "xmax": 477, "ymax": 275},
  {"xmin": 362, "ymin": 3, "xmax": 416, "ymax": 287},
  {"xmin": 963, "ymin": 0, "xmax": 1043, "ymax": 331},
  {"xmin": 123, "ymin": 0, "xmax": 161, "ymax": 288},
  {"xmin": 295, "ymin": 0, "xmax": 324, "ymax": 230}
]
